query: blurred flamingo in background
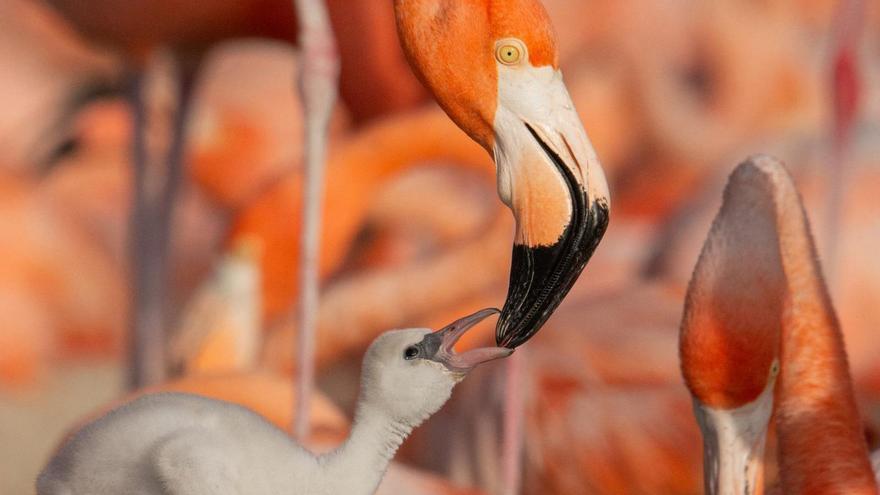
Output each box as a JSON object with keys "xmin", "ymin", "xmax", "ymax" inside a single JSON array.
[
  {"xmin": 40, "ymin": 0, "xmax": 425, "ymax": 124},
  {"xmin": 167, "ymin": 236, "xmax": 263, "ymax": 375},
  {"xmin": 0, "ymin": 172, "xmax": 126, "ymax": 385},
  {"xmin": 0, "ymin": 0, "xmax": 115, "ymax": 168},
  {"xmin": 229, "ymin": 108, "xmax": 492, "ymax": 323},
  {"xmin": 681, "ymin": 156, "xmax": 876, "ymax": 494},
  {"xmin": 822, "ymin": 0, "xmax": 866, "ymax": 285},
  {"xmin": 38, "ymin": 0, "xmax": 426, "ymax": 388}
]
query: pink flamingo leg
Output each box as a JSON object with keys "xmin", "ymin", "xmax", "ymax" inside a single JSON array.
[
  {"xmin": 502, "ymin": 349, "xmax": 525, "ymax": 495},
  {"xmin": 292, "ymin": 0, "xmax": 340, "ymax": 440},
  {"xmin": 126, "ymin": 67, "xmax": 162, "ymax": 389},
  {"xmin": 127, "ymin": 60, "xmax": 199, "ymax": 389}
]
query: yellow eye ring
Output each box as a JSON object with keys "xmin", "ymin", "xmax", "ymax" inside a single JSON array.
[{"xmin": 495, "ymin": 39, "xmax": 525, "ymax": 65}]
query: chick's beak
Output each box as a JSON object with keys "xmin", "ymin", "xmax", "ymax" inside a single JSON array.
[
  {"xmin": 428, "ymin": 308, "xmax": 512, "ymax": 372},
  {"xmin": 493, "ymin": 67, "xmax": 610, "ymax": 348}
]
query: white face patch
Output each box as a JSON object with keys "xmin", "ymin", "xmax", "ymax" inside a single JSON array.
[
  {"xmin": 693, "ymin": 363, "xmax": 778, "ymax": 495},
  {"xmin": 491, "ymin": 57, "xmax": 609, "ymax": 246}
]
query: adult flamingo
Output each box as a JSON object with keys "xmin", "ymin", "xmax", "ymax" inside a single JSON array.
[
  {"xmin": 40, "ymin": 0, "xmax": 424, "ymax": 124},
  {"xmin": 680, "ymin": 155, "xmax": 876, "ymax": 494},
  {"xmin": 394, "ymin": 0, "xmax": 610, "ymax": 348},
  {"xmin": 394, "ymin": 1, "xmax": 610, "ymax": 492}
]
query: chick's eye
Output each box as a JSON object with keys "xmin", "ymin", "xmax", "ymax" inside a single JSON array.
[
  {"xmin": 495, "ymin": 39, "xmax": 525, "ymax": 65},
  {"xmin": 404, "ymin": 345, "xmax": 420, "ymax": 360}
]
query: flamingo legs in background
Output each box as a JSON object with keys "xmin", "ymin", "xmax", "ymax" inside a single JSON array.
[
  {"xmin": 290, "ymin": 0, "xmax": 339, "ymax": 441},
  {"xmin": 501, "ymin": 350, "xmax": 525, "ymax": 495},
  {"xmin": 126, "ymin": 60, "xmax": 199, "ymax": 387},
  {"xmin": 680, "ymin": 155, "xmax": 876, "ymax": 494},
  {"xmin": 40, "ymin": 0, "xmax": 426, "ymax": 388}
]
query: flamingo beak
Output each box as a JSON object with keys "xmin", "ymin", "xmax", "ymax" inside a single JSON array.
[
  {"xmin": 423, "ymin": 308, "xmax": 513, "ymax": 373},
  {"xmin": 692, "ymin": 380, "xmax": 775, "ymax": 495},
  {"xmin": 492, "ymin": 66, "xmax": 610, "ymax": 348}
]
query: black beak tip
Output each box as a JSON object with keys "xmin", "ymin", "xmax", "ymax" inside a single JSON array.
[{"xmin": 496, "ymin": 199, "xmax": 609, "ymax": 349}]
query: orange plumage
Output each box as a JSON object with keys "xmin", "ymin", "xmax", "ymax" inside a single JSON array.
[{"xmin": 680, "ymin": 156, "xmax": 877, "ymax": 494}]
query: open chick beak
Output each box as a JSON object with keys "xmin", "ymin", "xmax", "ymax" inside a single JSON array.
[
  {"xmin": 427, "ymin": 308, "xmax": 513, "ymax": 373},
  {"xmin": 493, "ymin": 66, "xmax": 610, "ymax": 348}
]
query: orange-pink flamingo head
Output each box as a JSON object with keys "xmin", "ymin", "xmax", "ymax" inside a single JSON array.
[
  {"xmin": 395, "ymin": 0, "xmax": 610, "ymax": 348},
  {"xmin": 679, "ymin": 156, "xmax": 789, "ymax": 495}
]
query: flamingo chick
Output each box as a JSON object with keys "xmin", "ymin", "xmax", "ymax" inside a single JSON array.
[
  {"xmin": 37, "ymin": 309, "xmax": 511, "ymax": 495},
  {"xmin": 680, "ymin": 155, "xmax": 876, "ymax": 494},
  {"xmin": 394, "ymin": 0, "xmax": 610, "ymax": 347}
]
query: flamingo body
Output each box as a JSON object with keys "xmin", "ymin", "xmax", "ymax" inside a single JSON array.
[
  {"xmin": 44, "ymin": 0, "xmax": 425, "ymax": 121},
  {"xmin": 680, "ymin": 155, "xmax": 877, "ymax": 494}
]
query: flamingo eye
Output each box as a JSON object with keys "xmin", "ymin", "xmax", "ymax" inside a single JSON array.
[
  {"xmin": 495, "ymin": 39, "xmax": 525, "ymax": 65},
  {"xmin": 770, "ymin": 360, "xmax": 780, "ymax": 376},
  {"xmin": 404, "ymin": 346, "xmax": 420, "ymax": 360}
]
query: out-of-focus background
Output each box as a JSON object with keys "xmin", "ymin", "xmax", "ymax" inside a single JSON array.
[{"xmin": 0, "ymin": 0, "xmax": 878, "ymax": 493}]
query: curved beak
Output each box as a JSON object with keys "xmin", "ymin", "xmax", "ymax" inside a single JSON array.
[
  {"xmin": 692, "ymin": 382, "xmax": 774, "ymax": 495},
  {"xmin": 423, "ymin": 308, "xmax": 513, "ymax": 373},
  {"xmin": 492, "ymin": 66, "xmax": 610, "ymax": 348}
]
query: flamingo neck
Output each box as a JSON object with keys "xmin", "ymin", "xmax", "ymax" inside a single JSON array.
[
  {"xmin": 329, "ymin": 107, "xmax": 491, "ymax": 186},
  {"xmin": 319, "ymin": 401, "xmax": 413, "ymax": 495},
  {"xmin": 775, "ymin": 204, "xmax": 876, "ymax": 494}
]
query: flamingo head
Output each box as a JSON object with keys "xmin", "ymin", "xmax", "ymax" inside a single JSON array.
[
  {"xmin": 679, "ymin": 157, "xmax": 790, "ymax": 495},
  {"xmin": 394, "ymin": 0, "xmax": 610, "ymax": 348}
]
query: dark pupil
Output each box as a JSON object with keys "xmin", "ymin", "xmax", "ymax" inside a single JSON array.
[{"xmin": 404, "ymin": 346, "xmax": 419, "ymax": 360}]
